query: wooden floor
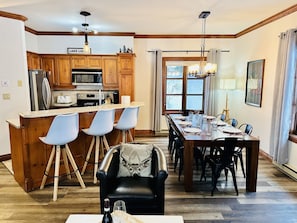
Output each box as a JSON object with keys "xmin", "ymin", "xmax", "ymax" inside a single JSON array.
[{"xmin": 1, "ymin": 136, "xmax": 297, "ymax": 223}]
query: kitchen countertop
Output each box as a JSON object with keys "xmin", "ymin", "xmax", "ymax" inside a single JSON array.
[{"xmin": 7, "ymin": 102, "xmax": 144, "ymax": 128}]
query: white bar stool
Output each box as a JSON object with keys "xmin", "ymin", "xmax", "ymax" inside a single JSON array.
[
  {"xmin": 114, "ymin": 106, "xmax": 139, "ymax": 143},
  {"xmin": 39, "ymin": 113, "xmax": 86, "ymax": 201},
  {"xmin": 81, "ymin": 109, "xmax": 115, "ymax": 183}
]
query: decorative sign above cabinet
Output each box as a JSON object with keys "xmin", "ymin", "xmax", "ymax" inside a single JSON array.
[{"xmin": 67, "ymin": 48, "xmax": 92, "ymax": 54}]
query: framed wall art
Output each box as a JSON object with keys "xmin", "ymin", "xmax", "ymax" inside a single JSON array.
[{"xmin": 245, "ymin": 59, "xmax": 265, "ymax": 107}]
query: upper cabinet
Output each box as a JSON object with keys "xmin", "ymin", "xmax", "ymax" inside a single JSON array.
[
  {"xmin": 71, "ymin": 55, "xmax": 102, "ymax": 68},
  {"xmin": 27, "ymin": 52, "xmax": 41, "ymax": 70},
  {"xmin": 118, "ymin": 53, "xmax": 135, "ymax": 101},
  {"xmin": 102, "ymin": 56, "xmax": 118, "ymax": 89},
  {"xmin": 55, "ymin": 55, "xmax": 72, "ymax": 88}
]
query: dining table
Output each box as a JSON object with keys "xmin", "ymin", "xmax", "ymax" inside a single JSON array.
[{"xmin": 168, "ymin": 114, "xmax": 260, "ymax": 192}]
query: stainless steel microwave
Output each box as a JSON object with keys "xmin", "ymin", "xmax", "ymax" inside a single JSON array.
[{"xmin": 72, "ymin": 68, "xmax": 103, "ymax": 86}]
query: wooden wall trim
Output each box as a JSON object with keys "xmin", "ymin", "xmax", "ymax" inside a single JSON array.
[
  {"xmin": 0, "ymin": 154, "xmax": 11, "ymax": 162},
  {"xmin": 0, "ymin": 11, "xmax": 27, "ymax": 22},
  {"xmin": 134, "ymin": 34, "xmax": 236, "ymax": 39},
  {"xmin": 236, "ymin": 4, "xmax": 297, "ymax": 38}
]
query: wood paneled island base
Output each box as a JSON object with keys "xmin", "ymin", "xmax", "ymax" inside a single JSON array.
[{"xmin": 7, "ymin": 102, "xmax": 143, "ymax": 192}]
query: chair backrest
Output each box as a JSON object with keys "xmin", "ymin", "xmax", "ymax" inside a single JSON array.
[
  {"xmin": 230, "ymin": 118, "xmax": 238, "ymax": 127},
  {"xmin": 88, "ymin": 109, "xmax": 115, "ymax": 136},
  {"xmin": 211, "ymin": 137, "xmax": 238, "ymax": 165},
  {"xmin": 239, "ymin": 123, "xmax": 253, "ymax": 135},
  {"xmin": 216, "ymin": 113, "xmax": 226, "ymax": 121},
  {"xmin": 115, "ymin": 106, "xmax": 139, "ymax": 130},
  {"xmin": 43, "ymin": 113, "xmax": 79, "ymax": 145}
]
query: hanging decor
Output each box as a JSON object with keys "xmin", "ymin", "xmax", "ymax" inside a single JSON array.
[{"xmin": 188, "ymin": 11, "xmax": 217, "ymax": 78}]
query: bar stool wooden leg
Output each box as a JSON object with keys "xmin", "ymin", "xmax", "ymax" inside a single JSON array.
[
  {"xmin": 62, "ymin": 147, "xmax": 71, "ymax": 180},
  {"xmin": 103, "ymin": 135, "xmax": 110, "ymax": 152},
  {"xmin": 93, "ymin": 136, "xmax": 100, "ymax": 184},
  {"xmin": 65, "ymin": 144, "xmax": 86, "ymax": 189},
  {"xmin": 81, "ymin": 137, "xmax": 95, "ymax": 175},
  {"xmin": 40, "ymin": 146, "xmax": 55, "ymax": 189},
  {"xmin": 99, "ymin": 137, "xmax": 105, "ymax": 160},
  {"xmin": 53, "ymin": 145, "xmax": 61, "ymax": 201},
  {"xmin": 128, "ymin": 130, "xmax": 134, "ymax": 142}
]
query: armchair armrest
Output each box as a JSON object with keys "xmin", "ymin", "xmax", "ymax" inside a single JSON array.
[{"xmin": 97, "ymin": 145, "xmax": 120, "ymax": 180}]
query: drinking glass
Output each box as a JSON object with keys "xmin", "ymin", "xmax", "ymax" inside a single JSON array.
[{"xmin": 113, "ymin": 200, "xmax": 127, "ymax": 213}]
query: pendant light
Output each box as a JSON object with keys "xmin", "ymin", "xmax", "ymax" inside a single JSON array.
[
  {"xmin": 188, "ymin": 11, "xmax": 217, "ymax": 78},
  {"xmin": 79, "ymin": 11, "xmax": 93, "ymax": 54}
]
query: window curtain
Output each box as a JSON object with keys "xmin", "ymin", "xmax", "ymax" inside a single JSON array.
[
  {"xmin": 205, "ymin": 49, "xmax": 221, "ymax": 115},
  {"xmin": 270, "ymin": 29, "xmax": 297, "ymax": 165},
  {"xmin": 152, "ymin": 50, "xmax": 163, "ymax": 132}
]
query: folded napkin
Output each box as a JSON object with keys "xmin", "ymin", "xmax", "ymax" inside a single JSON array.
[{"xmin": 112, "ymin": 210, "xmax": 143, "ymax": 223}]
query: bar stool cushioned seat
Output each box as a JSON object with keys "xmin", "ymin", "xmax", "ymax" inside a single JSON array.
[
  {"xmin": 81, "ymin": 109, "xmax": 115, "ymax": 183},
  {"xmin": 96, "ymin": 143, "xmax": 168, "ymax": 214},
  {"xmin": 39, "ymin": 113, "xmax": 86, "ymax": 201}
]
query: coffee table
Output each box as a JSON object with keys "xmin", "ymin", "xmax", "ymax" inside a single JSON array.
[{"xmin": 65, "ymin": 214, "xmax": 184, "ymax": 223}]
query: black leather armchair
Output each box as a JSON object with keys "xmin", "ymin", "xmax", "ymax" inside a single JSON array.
[{"xmin": 96, "ymin": 143, "xmax": 168, "ymax": 215}]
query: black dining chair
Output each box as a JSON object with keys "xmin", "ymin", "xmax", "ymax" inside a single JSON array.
[
  {"xmin": 200, "ymin": 137, "xmax": 239, "ymax": 196},
  {"xmin": 233, "ymin": 123, "xmax": 253, "ymax": 178}
]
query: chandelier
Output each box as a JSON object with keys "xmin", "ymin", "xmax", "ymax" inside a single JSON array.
[
  {"xmin": 73, "ymin": 11, "xmax": 97, "ymax": 54},
  {"xmin": 188, "ymin": 11, "xmax": 217, "ymax": 78}
]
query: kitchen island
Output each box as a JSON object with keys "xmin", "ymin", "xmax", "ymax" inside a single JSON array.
[{"xmin": 7, "ymin": 102, "xmax": 143, "ymax": 192}]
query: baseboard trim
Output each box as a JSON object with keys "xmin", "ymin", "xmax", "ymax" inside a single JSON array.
[
  {"xmin": 0, "ymin": 154, "xmax": 11, "ymax": 162},
  {"xmin": 273, "ymin": 162, "xmax": 297, "ymax": 181}
]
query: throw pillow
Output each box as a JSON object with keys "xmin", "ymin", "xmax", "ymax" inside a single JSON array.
[{"xmin": 117, "ymin": 143, "xmax": 153, "ymax": 177}]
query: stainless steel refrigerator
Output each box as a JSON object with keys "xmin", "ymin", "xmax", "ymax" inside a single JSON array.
[{"xmin": 28, "ymin": 70, "xmax": 52, "ymax": 111}]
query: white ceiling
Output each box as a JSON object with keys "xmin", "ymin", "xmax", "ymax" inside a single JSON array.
[{"xmin": 0, "ymin": 0, "xmax": 296, "ymax": 35}]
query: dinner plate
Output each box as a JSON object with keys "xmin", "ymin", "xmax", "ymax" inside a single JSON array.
[
  {"xmin": 205, "ymin": 115, "xmax": 216, "ymax": 120},
  {"xmin": 175, "ymin": 116, "xmax": 187, "ymax": 120},
  {"xmin": 177, "ymin": 121, "xmax": 192, "ymax": 126},
  {"xmin": 221, "ymin": 126, "xmax": 242, "ymax": 134},
  {"xmin": 183, "ymin": 127, "xmax": 202, "ymax": 134},
  {"xmin": 211, "ymin": 120, "xmax": 226, "ymax": 126}
]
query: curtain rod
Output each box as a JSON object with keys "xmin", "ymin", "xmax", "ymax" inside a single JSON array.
[{"xmin": 147, "ymin": 49, "xmax": 230, "ymax": 53}]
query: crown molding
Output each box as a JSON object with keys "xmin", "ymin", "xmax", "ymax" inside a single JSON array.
[{"xmin": 0, "ymin": 10, "xmax": 27, "ymax": 22}]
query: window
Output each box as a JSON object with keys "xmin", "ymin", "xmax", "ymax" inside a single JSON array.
[{"xmin": 162, "ymin": 57, "xmax": 205, "ymax": 114}]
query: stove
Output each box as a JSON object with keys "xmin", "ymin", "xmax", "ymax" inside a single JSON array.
[{"xmin": 76, "ymin": 90, "xmax": 119, "ymax": 107}]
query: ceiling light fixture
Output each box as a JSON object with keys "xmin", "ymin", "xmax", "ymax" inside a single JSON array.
[
  {"xmin": 76, "ymin": 11, "xmax": 97, "ymax": 54},
  {"xmin": 188, "ymin": 11, "xmax": 217, "ymax": 78}
]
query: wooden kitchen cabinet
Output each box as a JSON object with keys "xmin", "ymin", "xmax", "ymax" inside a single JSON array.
[
  {"xmin": 55, "ymin": 55, "xmax": 73, "ymax": 88},
  {"xmin": 41, "ymin": 55, "xmax": 56, "ymax": 87},
  {"xmin": 87, "ymin": 56, "xmax": 102, "ymax": 68},
  {"xmin": 71, "ymin": 55, "xmax": 102, "ymax": 68},
  {"xmin": 27, "ymin": 52, "xmax": 41, "ymax": 70},
  {"xmin": 102, "ymin": 56, "xmax": 118, "ymax": 89},
  {"xmin": 118, "ymin": 53, "xmax": 135, "ymax": 101}
]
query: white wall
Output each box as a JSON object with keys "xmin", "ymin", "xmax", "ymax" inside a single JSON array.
[
  {"xmin": 0, "ymin": 17, "xmax": 30, "ymax": 156},
  {"xmin": 26, "ymin": 34, "xmax": 134, "ymax": 54}
]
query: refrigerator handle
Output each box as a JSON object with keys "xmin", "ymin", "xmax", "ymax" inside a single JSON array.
[{"xmin": 42, "ymin": 77, "xmax": 51, "ymax": 109}]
